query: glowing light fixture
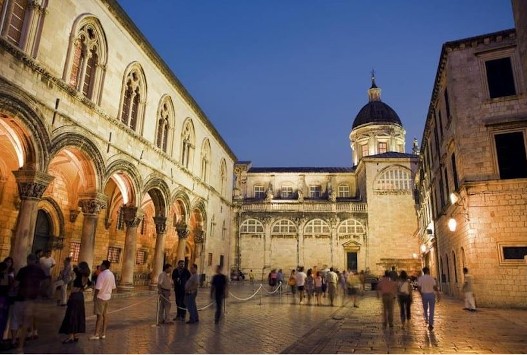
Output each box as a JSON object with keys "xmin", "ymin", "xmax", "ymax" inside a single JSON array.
[
  {"xmin": 450, "ymin": 192, "xmax": 460, "ymax": 205},
  {"xmin": 448, "ymin": 218, "xmax": 457, "ymax": 232},
  {"xmin": 420, "ymin": 244, "xmax": 426, "ymax": 253}
]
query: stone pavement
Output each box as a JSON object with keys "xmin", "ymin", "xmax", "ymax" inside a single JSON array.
[{"xmin": 6, "ymin": 282, "xmax": 527, "ymax": 354}]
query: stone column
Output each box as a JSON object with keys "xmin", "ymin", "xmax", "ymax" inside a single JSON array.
[
  {"xmin": 119, "ymin": 206, "xmax": 143, "ymax": 290},
  {"xmin": 194, "ymin": 229, "xmax": 205, "ymax": 274},
  {"xmin": 78, "ymin": 193, "xmax": 106, "ymax": 270},
  {"xmin": 151, "ymin": 216, "xmax": 167, "ymax": 287},
  {"xmin": 175, "ymin": 222, "xmax": 189, "ymax": 263},
  {"xmin": 11, "ymin": 170, "xmax": 54, "ymax": 269},
  {"xmin": 329, "ymin": 217, "xmax": 339, "ymax": 267}
]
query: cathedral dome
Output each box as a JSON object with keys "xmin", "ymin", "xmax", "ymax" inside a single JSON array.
[{"xmin": 352, "ymin": 100, "xmax": 402, "ymax": 129}]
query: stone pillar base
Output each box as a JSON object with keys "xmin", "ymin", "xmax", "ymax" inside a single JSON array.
[{"xmin": 117, "ymin": 284, "xmax": 134, "ymax": 292}]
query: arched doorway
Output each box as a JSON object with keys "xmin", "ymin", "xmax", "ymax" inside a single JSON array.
[{"xmin": 33, "ymin": 209, "xmax": 52, "ymax": 253}]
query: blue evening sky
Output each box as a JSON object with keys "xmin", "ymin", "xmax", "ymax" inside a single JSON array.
[{"xmin": 117, "ymin": 1, "xmax": 514, "ymax": 167}]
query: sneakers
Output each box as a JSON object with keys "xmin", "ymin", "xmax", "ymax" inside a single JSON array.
[{"xmin": 89, "ymin": 335, "xmax": 100, "ymax": 340}]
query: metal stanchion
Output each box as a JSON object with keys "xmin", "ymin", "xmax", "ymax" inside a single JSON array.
[
  {"xmin": 154, "ymin": 294, "xmax": 160, "ymax": 326},
  {"xmin": 259, "ymin": 284, "xmax": 262, "ymax": 305}
]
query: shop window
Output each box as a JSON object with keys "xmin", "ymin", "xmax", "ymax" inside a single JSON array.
[{"xmin": 107, "ymin": 246, "xmax": 121, "ymax": 263}]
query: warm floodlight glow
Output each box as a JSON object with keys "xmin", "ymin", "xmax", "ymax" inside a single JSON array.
[
  {"xmin": 450, "ymin": 192, "xmax": 459, "ymax": 205},
  {"xmin": 420, "ymin": 244, "xmax": 426, "ymax": 253},
  {"xmin": 0, "ymin": 120, "xmax": 24, "ymax": 167},
  {"xmin": 112, "ymin": 174, "xmax": 129, "ymax": 204},
  {"xmin": 412, "ymin": 253, "xmax": 418, "ymax": 259},
  {"xmin": 448, "ymin": 218, "xmax": 457, "ymax": 232}
]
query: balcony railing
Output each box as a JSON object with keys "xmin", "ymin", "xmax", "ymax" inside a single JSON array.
[{"xmin": 240, "ymin": 201, "xmax": 367, "ymax": 213}]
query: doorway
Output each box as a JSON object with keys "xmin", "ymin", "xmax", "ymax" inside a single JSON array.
[
  {"xmin": 347, "ymin": 252, "xmax": 358, "ymax": 272},
  {"xmin": 33, "ymin": 209, "xmax": 52, "ymax": 253}
]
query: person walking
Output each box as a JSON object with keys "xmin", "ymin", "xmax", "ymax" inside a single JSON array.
[
  {"xmin": 54, "ymin": 257, "xmax": 73, "ymax": 307},
  {"xmin": 417, "ymin": 266, "xmax": 440, "ymax": 331},
  {"xmin": 90, "ymin": 260, "xmax": 116, "ymax": 340},
  {"xmin": 347, "ymin": 271, "xmax": 361, "ymax": 308},
  {"xmin": 462, "ymin": 267, "xmax": 476, "ymax": 312},
  {"xmin": 326, "ymin": 267, "xmax": 338, "ymax": 306},
  {"xmin": 184, "ymin": 264, "xmax": 199, "ymax": 324},
  {"xmin": 288, "ymin": 270, "xmax": 297, "ymax": 303},
  {"xmin": 314, "ymin": 271, "xmax": 323, "ymax": 306},
  {"xmin": 305, "ymin": 269, "xmax": 314, "ymax": 305},
  {"xmin": 295, "ymin": 267, "xmax": 307, "ymax": 305},
  {"xmin": 157, "ymin": 264, "xmax": 174, "ymax": 325},
  {"xmin": 12, "ymin": 254, "xmax": 46, "ymax": 353},
  {"xmin": 210, "ymin": 265, "xmax": 228, "ymax": 324},
  {"xmin": 59, "ymin": 261, "xmax": 91, "ymax": 343},
  {"xmin": 172, "ymin": 260, "xmax": 190, "ymax": 321},
  {"xmin": 397, "ymin": 270, "xmax": 413, "ymax": 327},
  {"xmin": 377, "ymin": 271, "xmax": 398, "ymax": 329}
]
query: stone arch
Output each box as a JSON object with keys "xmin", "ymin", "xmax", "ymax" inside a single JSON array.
[
  {"xmin": 155, "ymin": 95, "xmax": 175, "ymax": 155},
  {"xmin": 271, "ymin": 219, "xmax": 297, "ymax": 235},
  {"xmin": 180, "ymin": 118, "xmax": 195, "ymax": 169},
  {"xmin": 304, "ymin": 218, "xmax": 330, "ymax": 237},
  {"xmin": 240, "ymin": 218, "xmax": 264, "ymax": 234},
  {"xmin": 0, "ymin": 80, "xmax": 51, "ymax": 171},
  {"xmin": 189, "ymin": 197, "xmax": 207, "ymax": 230},
  {"xmin": 142, "ymin": 176, "xmax": 170, "ymax": 217},
  {"xmin": 50, "ymin": 132, "xmax": 106, "ymax": 193},
  {"xmin": 171, "ymin": 188, "xmax": 191, "ymax": 224},
  {"xmin": 38, "ymin": 197, "xmax": 65, "ymax": 239},
  {"xmin": 104, "ymin": 158, "xmax": 142, "ymax": 207}
]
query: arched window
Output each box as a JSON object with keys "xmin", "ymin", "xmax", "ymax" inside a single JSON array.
[
  {"xmin": 1, "ymin": 0, "xmax": 46, "ymax": 56},
  {"xmin": 155, "ymin": 96, "xmax": 174, "ymax": 154},
  {"xmin": 271, "ymin": 219, "xmax": 296, "ymax": 235},
  {"xmin": 64, "ymin": 17, "xmax": 107, "ymax": 103},
  {"xmin": 220, "ymin": 159, "xmax": 227, "ymax": 196},
  {"xmin": 200, "ymin": 139, "xmax": 211, "ymax": 183},
  {"xmin": 119, "ymin": 64, "xmax": 147, "ymax": 133},
  {"xmin": 181, "ymin": 119, "xmax": 195, "ymax": 169},
  {"xmin": 374, "ymin": 165, "xmax": 413, "ymax": 192},
  {"xmin": 240, "ymin": 219, "xmax": 264, "ymax": 234},
  {"xmin": 304, "ymin": 219, "xmax": 330, "ymax": 237},
  {"xmin": 338, "ymin": 219, "xmax": 365, "ymax": 237}
]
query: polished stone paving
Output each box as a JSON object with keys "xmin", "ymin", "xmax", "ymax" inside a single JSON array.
[{"xmin": 6, "ymin": 282, "xmax": 527, "ymax": 354}]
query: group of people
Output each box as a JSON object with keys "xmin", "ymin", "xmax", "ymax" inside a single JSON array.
[
  {"xmin": 265, "ymin": 266, "xmax": 365, "ymax": 307},
  {"xmin": 157, "ymin": 261, "xmax": 228, "ymax": 326},
  {"xmin": 0, "ymin": 252, "xmax": 117, "ymax": 352}
]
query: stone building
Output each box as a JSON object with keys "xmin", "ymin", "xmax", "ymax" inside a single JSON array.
[
  {"xmin": 0, "ymin": 0, "xmax": 235, "ymax": 287},
  {"xmin": 415, "ymin": 1, "xmax": 527, "ymax": 307},
  {"xmin": 233, "ymin": 77, "xmax": 420, "ymax": 280}
]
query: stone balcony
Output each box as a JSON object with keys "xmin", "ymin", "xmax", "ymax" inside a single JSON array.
[{"xmin": 240, "ymin": 200, "xmax": 367, "ymax": 213}]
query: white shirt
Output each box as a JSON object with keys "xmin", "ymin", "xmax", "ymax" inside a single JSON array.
[
  {"xmin": 39, "ymin": 256, "xmax": 56, "ymax": 276},
  {"xmin": 417, "ymin": 274, "xmax": 436, "ymax": 294},
  {"xmin": 295, "ymin": 271, "xmax": 307, "ymax": 287},
  {"xmin": 95, "ymin": 269, "xmax": 116, "ymax": 301}
]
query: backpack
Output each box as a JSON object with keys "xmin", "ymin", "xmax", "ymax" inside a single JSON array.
[
  {"xmin": 288, "ymin": 276, "xmax": 296, "ymax": 286},
  {"xmin": 399, "ymin": 280, "xmax": 411, "ymax": 295}
]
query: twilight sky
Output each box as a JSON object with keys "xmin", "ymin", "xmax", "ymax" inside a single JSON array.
[{"xmin": 117, "ymin": 0, "xmax": 514, "ymax": 167}]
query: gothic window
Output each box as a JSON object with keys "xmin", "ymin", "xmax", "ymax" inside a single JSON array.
[
  {"xmin": 119, "ymin": 64, "xmax": 147, "ymax": 133},
  {"xmin": 63, "ymin": 17, "xmax": 107, "ymax": 103},
  {"xmin": 304, "ymin": 219, "xmax": 330, "ymax": 237},
  {"xmin": 220, "ymin": 159, "xmax": 227, "ymax": 196},
  {"xmin": 254, "ymin": 185, "xmax": 265, "ymax": 199},
  {"xmin": 378, "ymin": 142, "xmax": 387, "ymax": 154},
  {"xmin": 337, "ymin": 184, "xmax": 350, "ymax": 198},
  {"xmin": 271, "ymin": 219, "xmax": 296, "ymax": 235},
  {"xmin": 337, "ymin": 219, "xmax": 365, "ymax": 237},
  {"xmin": 1, "ymin": 0, "xmax": 47, "ymax": 57},
  {"xmin": 69, "ymin": 241, "xmax": 81, "ymax": 263},
  {"xmin": 240, "ymin": 219, "xmax": 264, "ymax": 234},
  {"xmin": 281, "ymin": 185, "xmax": 293, "ymax": 199},
  {"xmin": 221, "ymin": 220, "xmax": 226, "ymax": 240},
  {"xmin": 374, "ymin": 166, "xmax": 412, "ymax": 192},
  {"xmin": 181, "ymin": 119, "xmax": 195, "ymax": 169},
  {"xmin": 200, "ymin": 139, "xmax": 211, "ymax": 183},
  {"xmin": 155, "ymin": 96, "xmax": 174, "ymax": 154}
]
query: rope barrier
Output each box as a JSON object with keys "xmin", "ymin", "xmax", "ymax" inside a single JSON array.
[
  {"xmin": 229, "ymin": 284, "xmax": 262, "ymax": 301},
  {"xmin": 263, "ymin": 282, "xmax": 283, "ymax": 295}
]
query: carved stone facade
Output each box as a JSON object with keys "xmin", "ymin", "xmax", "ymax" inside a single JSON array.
[{"xmin": 0, "ymin": 0, "xmax": 234, "ymax": 284}]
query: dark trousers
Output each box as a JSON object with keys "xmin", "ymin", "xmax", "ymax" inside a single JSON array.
[
  {"xmin": 398, "ymin": 294, "xmax": 412, "ymax": 322},
  {"xmin": 214, "ymin": 295, "xmax": 224, "ymax": 322},
  {"xmin": 175, "ymin": 289, "xmax": 186, "ymax": 318},
  {"xmin": 185, "ymin": 292, "xmax": 198, "ymax": 322}
]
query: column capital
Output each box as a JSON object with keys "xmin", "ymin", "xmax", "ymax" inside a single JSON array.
[
  {"xmin": 175, "ymin": 221, "xmax": 188, "ymax": 239},
  {"xmin": 78, "ymin": 192, "xmax": 107, "ymax": 215},
  {"xmin": 194, "ymin": 229, "xmax": 205, "ymax": 244},
  {"xmin": 12, "ymin": 169, "xmax": 54, "ymax": 200},
  {"xmin": 153, "ymin": 216, "xmax": 167, "ymax": 234},
  {"xmin": 122, "ymin": 205, "xmax": 143, "ymax": 228}
]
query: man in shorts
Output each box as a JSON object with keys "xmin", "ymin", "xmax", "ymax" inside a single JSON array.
[{"xmin": 90, "ymin": 260, "xmax": 116, "ymax": 340}]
